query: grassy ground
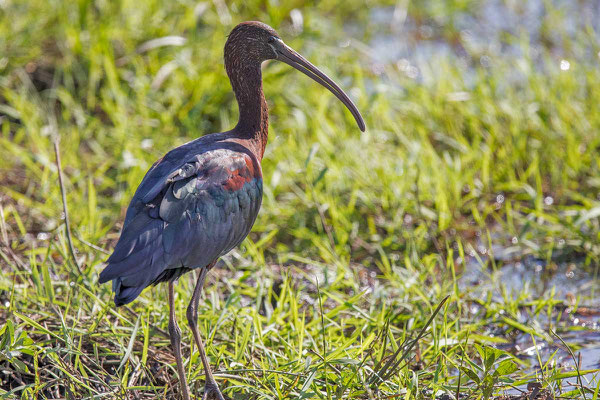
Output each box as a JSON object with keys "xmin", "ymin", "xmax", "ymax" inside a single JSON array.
[{"xmin": 1, "ymin": 0, "xmax": 600, "ymax": 399}]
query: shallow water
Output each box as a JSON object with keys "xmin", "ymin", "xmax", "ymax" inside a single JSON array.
[
  {"xmin": 360, "ymin": 0, "xmax": 599, "ymax": 83},
  {"xmin": 460, "ymin": 256, "xmax": 600, "ymax": 306},
  {"xmin": 458, "ymin": 256, "xmax": 600, "ymax": 392}
]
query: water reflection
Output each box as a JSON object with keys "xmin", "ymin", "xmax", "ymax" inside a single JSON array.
[
  {"xmin": 361, "ymin": 0, "xmax": 599, "ymax": 84},
  {"xmin": 458, "ymin": 255, "xmax": 600, "ymax": 391}
]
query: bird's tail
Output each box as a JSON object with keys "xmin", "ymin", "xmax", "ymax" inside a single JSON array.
[
  {"xmin": 99, "ymin": 214, "xmax": 166, "ymax": 306},
  {"xmin": 112, "ymin": 278, "xmax": 146, "ymax": 306}
]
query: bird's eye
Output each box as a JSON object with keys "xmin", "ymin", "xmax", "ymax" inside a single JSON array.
[{"xmin": 268, "ymin": 36, "xmax": 275, "ymax": 43}]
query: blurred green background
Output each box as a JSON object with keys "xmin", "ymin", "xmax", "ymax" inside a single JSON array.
[{"xmin": 1, "ymin": 0, "xmax": 600, "ymax": 398}]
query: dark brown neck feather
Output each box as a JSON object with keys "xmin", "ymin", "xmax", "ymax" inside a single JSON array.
[{"xmin": 225, "ymin": 55, "xmax": 269, "ymax": 160}]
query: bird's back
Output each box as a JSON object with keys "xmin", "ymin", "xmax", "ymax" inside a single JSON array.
[{"xmin": 100, "ymin": 135, "xmax": 263, "ymax": 305}]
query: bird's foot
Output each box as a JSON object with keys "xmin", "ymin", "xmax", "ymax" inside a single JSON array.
[{"xmin": 202, "ymin": 381, "xmax": 226, "ymax": 400}]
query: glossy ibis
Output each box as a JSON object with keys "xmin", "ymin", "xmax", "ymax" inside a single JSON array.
[{"xmin": 99, "ymin": 21, "xmax": 365, "ymax": 400}]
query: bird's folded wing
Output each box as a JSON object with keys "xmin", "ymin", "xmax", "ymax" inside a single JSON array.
[{"xmin": 99, "ymin": 147, "xmax": 262, "ymax": 287}]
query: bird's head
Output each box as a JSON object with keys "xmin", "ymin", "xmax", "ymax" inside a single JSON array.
[
  {"xmin": 225, "ymin": 21, "xmax": 366, "ymax": 132},
  {"xmin": 225, "ymin": 21, "xmax": 281, "ymax": 63}
]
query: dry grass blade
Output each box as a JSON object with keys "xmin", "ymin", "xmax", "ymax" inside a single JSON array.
[
  {"xmin": 368, "ymin": 296, "xmax": 450, "ymax": 387},
  {"xmin": 118, "ymin": 314, "xmax": 141, "ymax": 372},
  {"xmin": 551, "ymin": 329, "xmax": 587, "ymax": 400},
  {"xmin": 53, "ymin": 139, "xmax": 82, "ymax": 275}
]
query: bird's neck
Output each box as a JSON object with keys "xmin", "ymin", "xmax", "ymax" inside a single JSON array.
[{"xmin": 227, "ymin": 62, "xmax": 269, "ymax": 160}]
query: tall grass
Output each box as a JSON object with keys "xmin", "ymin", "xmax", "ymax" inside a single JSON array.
[{"xmin": 1, "ymin": 0, "xmax": 599, "ymax": 398}]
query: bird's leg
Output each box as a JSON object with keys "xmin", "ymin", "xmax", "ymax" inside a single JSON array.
[
  {"xmin": 186, "ymin": 261, "xmax": 225, "ymax": 400},
  {"xmin": 168, "ymin": 281, "xmax": 190, "ymax": 400}
]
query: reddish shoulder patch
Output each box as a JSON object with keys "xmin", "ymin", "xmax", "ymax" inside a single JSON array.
[
  {"xmin": 244, "ymin": 154, "xmax": 262, "ymax": 179},
  {"xmin": 223, "ymin": 155, "xmax": 261, "ymax": 191},
  {"xmin": 223, "ymin": 173, "xmax": 247, "ymax": 191}
]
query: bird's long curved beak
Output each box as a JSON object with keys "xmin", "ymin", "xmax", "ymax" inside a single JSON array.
[{"xmin": 273, "ymin": 39, "xmax": 366, "ymax": 132}]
